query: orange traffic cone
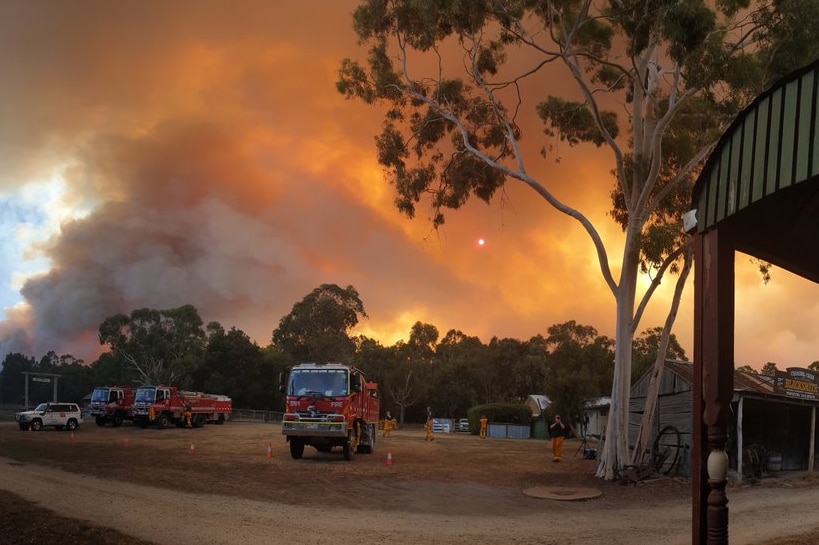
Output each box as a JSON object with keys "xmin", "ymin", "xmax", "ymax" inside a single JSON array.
[
  {"xmin": 70, "ymin": 431, "xmax": 75, "ymax": 445},
  {"xmin": 123, "ymin": 438, "xmax": 131, "ymax": 450},
  {"xmin": 266, "ymin": 443, "xmax": 273, "ymax": 459},
  {"xmin": 385, "ymin": 449, "xmax": 393, "ymax": 467},
  {"xmin": 188, "ymin": 441, "xmax": 196, "ymax": 456}
]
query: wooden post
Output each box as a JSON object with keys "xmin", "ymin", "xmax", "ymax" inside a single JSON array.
[
  {"xmin": 693, "ymin": 228, "xmax": 734, "ymax": 544},
  {"xmin": 736, "ymin": 396, "xmax": 744, "ymax": 485},
  {"xmin": 810, "ymin": 406, "xmax": 816, "ymax": 474}
]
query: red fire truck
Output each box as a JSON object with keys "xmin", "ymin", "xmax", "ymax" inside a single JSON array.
[
  {"xmin": 131, "ymin": 385, "xmax": 232, "ymax": 429},
  {"xmin": 280, "ymin": 362, "xmax": 379, "ymax": 460},
  {"xmin": 89, "ymin": 386, "xmax": 135, "ymax": 427}
]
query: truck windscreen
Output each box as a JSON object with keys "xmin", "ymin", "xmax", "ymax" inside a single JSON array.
[
  {"xmin": 135, "ymin": 389, "xmax": 156, "ymax": 403},
  {"xmin": 91, "ymin": 389, "xmax": 109, "ymax": 403},
  {"xmin": 289, "ymin": 369, "xmax": 348, "ymax": 397}
]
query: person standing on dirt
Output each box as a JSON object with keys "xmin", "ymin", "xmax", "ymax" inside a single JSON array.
[
  {"xmin": 180, "ymin": 394, "xmax": 192, "ymax": 428},
  {"xmin": 424, "ymin": 406, "xmax": 434, "ymax": 442},
  {"xmin": 549, "ymin": 414, "xmax": 566, "ymax": 462},
  {"xmin": 383, "ymin": 410, "xmax": 394, "ymax": 438},
  {"xmin": 479, "ymin": 415, "xmax": 488, "ymax": 439}
]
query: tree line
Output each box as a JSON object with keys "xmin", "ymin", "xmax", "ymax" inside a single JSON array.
[{"xmin": 0, "ymin": 283, "xmax": 686, "ymax": 424}]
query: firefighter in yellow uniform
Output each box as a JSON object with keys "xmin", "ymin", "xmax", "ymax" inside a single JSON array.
[
  {"xmin": 183, "ymin": 401, "xmax": 193, "ymax": 428},
  {"xmin": 383, "ymin": 410, "xmax": 394, "ymax": 437},
  {"xmin": 479, "ymin": 415, "xmax": 488, "ymax": 439},
  {"xmin": 424, "ymin": 406, "xmax": 434, "ymax": 442},
  {"xmin": 549, "ymin": 415, "xmax": 566, "ymax": 462}
]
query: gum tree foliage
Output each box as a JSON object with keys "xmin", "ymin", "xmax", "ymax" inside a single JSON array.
[
  {"xmin": 433, "ymin": 329, "xmax": 485, "ymax": 414},
  {"xmin": 0, "ymin": 353, "xmax": 36, "ymax": 405},
  {"xmin": 98, "ymin": 304, "xmax": 206, "ymax": 386},
  {"xmin": 192, "ymin": 325, "xmax": 269, "ymax": 409},
  {"xmin": 36, "ymin": 351, "xmax": 92, "ymax": 405},
  {"xmin": 390, "ymin": 321, "xmax": 439, "ymax": 422},
  {"xmin": 337, "ymin": 0, "xmax": 819, "ymax": 478},
  {"xmin": 541, "ymin": 321, "xmax": 614, "ymax": 422},
  {"xmin": 761, "ymin": 361, "xmax": 779, "ymax": 377},
  {"xmin": 631, "ymin": 326, "xmax": 686, "ymax": 383},
  {"xmin": 271, "ymin": 284, "xmax": 367, "ymax": 364}
]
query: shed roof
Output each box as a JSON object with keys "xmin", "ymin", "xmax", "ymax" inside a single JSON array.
[
  {"xmin": 525, "ymin": 394, "xmax": 551, "ymax": 416},
  {"xmin": 658, "ymin": 359, "xmax": 785, "ymax": 398}
]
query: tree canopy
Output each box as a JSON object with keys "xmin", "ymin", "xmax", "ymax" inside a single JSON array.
[
  {"xmin": 98, "ymin": 304, "xmax": 206, "ymax": 386},
  {"xmin": 271, "ymin": 283, "xmax": 367, "ymax": 364}
]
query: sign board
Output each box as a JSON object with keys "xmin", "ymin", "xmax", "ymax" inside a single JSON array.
[
  {"xmin": 31, "ymin": 377, "xmax": 51, "ymax": 383},
  {"xmin": 774, "ymin": 368, "xmax": 819, "ymax": 401}
]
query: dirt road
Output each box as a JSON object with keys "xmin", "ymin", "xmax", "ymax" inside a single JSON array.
[{"xmin": 1, "ymin": 421, "xmax": 818, "ymax": 544}]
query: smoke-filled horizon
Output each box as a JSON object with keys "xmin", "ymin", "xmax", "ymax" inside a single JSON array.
[{"xmin": 0, "ymin": 1, "xmax": 816, "ymax": 370}]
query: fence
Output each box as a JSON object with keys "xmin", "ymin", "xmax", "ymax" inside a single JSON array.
[
  {"xmin": 231, "ymin": 410, "xmax": 283, "ymax": 423},
  {"xmin": 487, "ymin": 423, "xmax": 531, "ymax": 439}
]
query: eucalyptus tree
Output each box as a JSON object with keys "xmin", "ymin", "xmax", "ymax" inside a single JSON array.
[
  {"xmin": 542, "ymin": 321, "xmax": 614, "ymax": 420},
  {"xmin": 435, "ymin": 329, "xmax": 484, "ymax": 412},
  {"xmin": 337, "ymin": 0, "xmax": 819, "ymax": 477},
  {"xmin": 485, "ymin": 337, "xmax": 538, "ymax": 402},
  {"xmin": 271, "ymin": 284, "xmax": 367, "ymax": 364},
  {"xmin": 98, "ymin": 304, "xmax": 206, "ymax": 386},
  {"xmin": 0, "ymin": 352, "xmax": 35, "ymax": 405},
  {"xmin": 194, "ymin": 326, "xmax": 266, "ymax": 409}
]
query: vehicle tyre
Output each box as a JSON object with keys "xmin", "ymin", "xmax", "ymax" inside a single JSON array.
[
  {"xmin": 290, "ymin": 438, "xmax": 304, "ymax": 459},
  {"xmin": 194, "ymin": 414, "xmax": 206, "ymax": 428},
  {"xmin": 66, "ymin": 419, "xmax": 78, "ymax": 431},
  {"xmin": 216, "ymin": 413, "xmax": 226, "ymax": 425},
  {"xmin": 157, "ymin": 414, "xmax": 171, "ymax": 429},
  {"xmin": 343, "ymin": 430, "xmax": 356, "ymax": 461},
  {"xmin": 358, "ymin": 424, "xmax": 375, "ymax": 454},
  {"xmin": 112, "ymin": 415, "xmax": 123, "ymax": 427},
  {"xmin": 96, "ymin": 417, "xmax": 107, "ymax": 427},
  {"xmin": 30, "ymin": 419, "xmax": 43, "ymax": 431}
]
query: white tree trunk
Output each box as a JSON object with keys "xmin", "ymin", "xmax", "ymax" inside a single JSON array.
[{"xmin": 596, "ymin": 238, "xmax": 640, "ymax": 479}]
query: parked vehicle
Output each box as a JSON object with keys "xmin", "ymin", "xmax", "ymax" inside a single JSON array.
[
  {"xmin": 131, "ymin": 386, "xmax": 232, "ymax": 429},
  {"xmin": 89, "ymin": 386, "xmax": 135, "ymax": 427},
  {"xmin": 16, "ymin": 402, "xmax": 83, "ymax": 432},
  {"xmin": 454, "ymin": 418, "xmax": 470, "ymax": 433},
  {"xmin": 279, "ymin": 362, "xmax": 379, "ymax": 460}
]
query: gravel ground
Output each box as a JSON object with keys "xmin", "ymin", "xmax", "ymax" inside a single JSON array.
[{"xmin": 1, "ymin": 421, "xmax": 818, "ymax": 544}]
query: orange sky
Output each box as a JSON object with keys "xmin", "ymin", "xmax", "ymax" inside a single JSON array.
[{"xmin": 0, "ymin": 1, "xmax": 816, "ymax": 370}]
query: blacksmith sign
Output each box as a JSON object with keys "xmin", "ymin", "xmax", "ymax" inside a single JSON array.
[{"xmin": 774, "ymin": 368, "xmax": 819, "ymax": 401}]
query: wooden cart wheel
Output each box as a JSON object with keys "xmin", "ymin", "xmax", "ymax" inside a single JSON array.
[{"xmin": 652, "ymin": 425, "xmax": 681, "ymax": 475}]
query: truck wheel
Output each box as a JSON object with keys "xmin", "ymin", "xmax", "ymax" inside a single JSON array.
[
  {"xmin": 30, "ymin": 419, "xmax": 43, "ymax": 431},
  {"xmin": 112, "ymin": 415, "xmax": 123, "ymax": 427},
  {"xmin": 343, "ymin": 431, "xmax": 356, "ymax": 461},
  {"xmin": 216, "ymin": 414, "xmax": 225, "ymax": 425},
  {"xmin": 157, "ymin": 414, "xmax": 171, "ymax": 429},
  {"xmin": 358, "ymin": 424, "xmax": 375, "ymax": 454},
  {"xmin": 194, "ymin": 415, "xmax": 206, "ymax": 428},
  {"xmin": 96, "ymin": 417, "xmax": 107, "ymax": 427},
  {"xmin": 66, "ymin": 419, "xmax": 78, "ymax": 431},
  {"xmin": 289, "ymin": 439, "xmax": 304, "ymax": 459}
]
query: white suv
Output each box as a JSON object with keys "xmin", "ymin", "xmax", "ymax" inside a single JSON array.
[{"xmin": 16, "ymin": 402, "xmax": 83, "ymax": 431}]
